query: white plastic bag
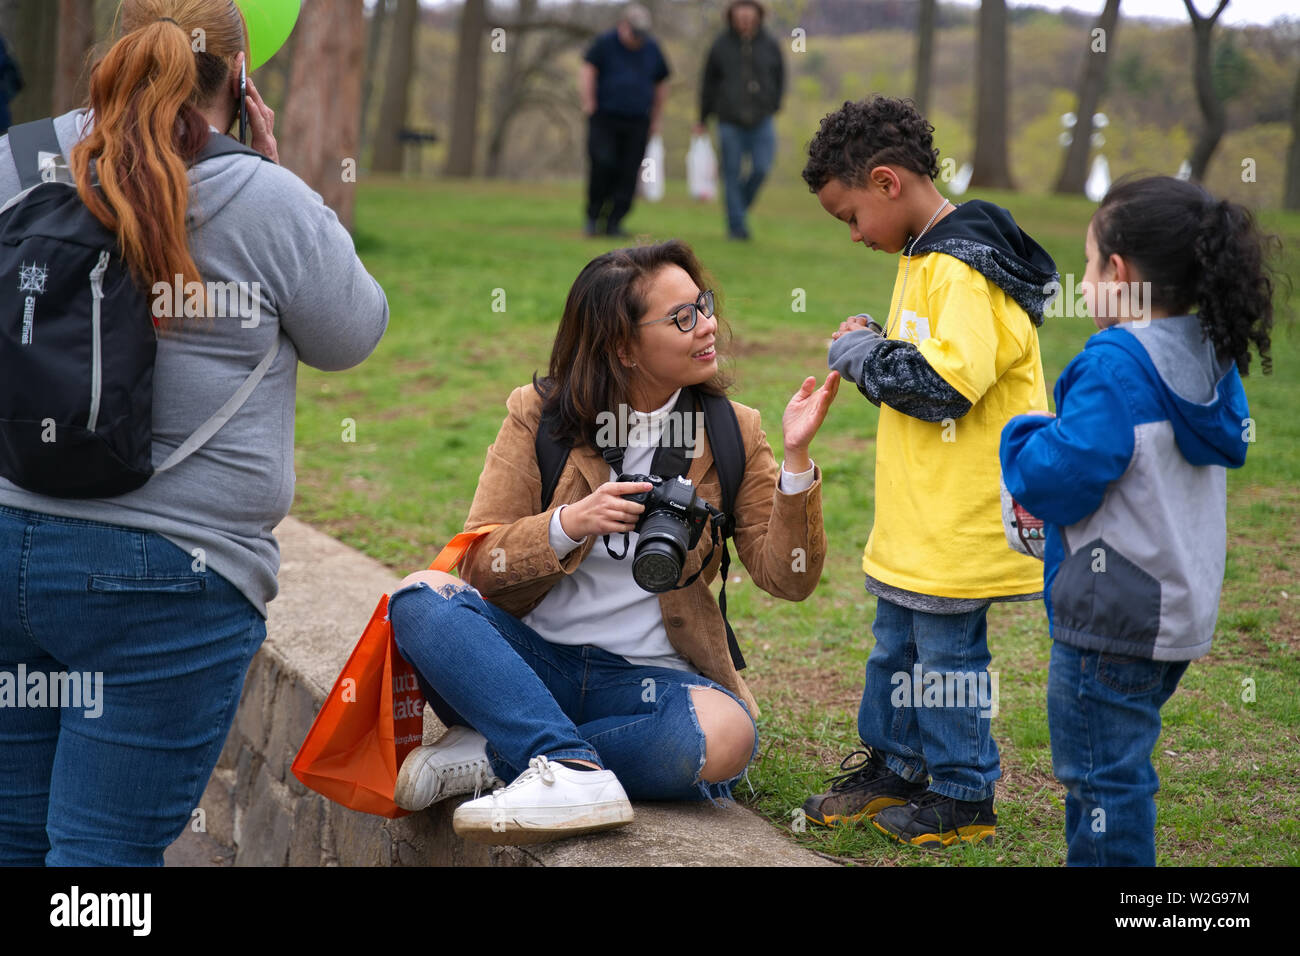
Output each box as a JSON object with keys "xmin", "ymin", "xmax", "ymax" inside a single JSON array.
[
  {"xmin": 686, "ymin": 134, "xmax": 717, "ymax": 201},
  {"xmin": 638, "ymin": 134, "xmax": 665, "ymax": 202}
]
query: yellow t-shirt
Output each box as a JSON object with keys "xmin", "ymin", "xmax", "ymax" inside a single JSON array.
[{"xmin": 862, "ymin": 251, "xmax": 1047, "ymax": 598}]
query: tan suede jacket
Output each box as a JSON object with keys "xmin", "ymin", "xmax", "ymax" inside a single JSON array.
[{"xmin": 459, "ymin": 384, "xmax": 826, "ymax": 717}]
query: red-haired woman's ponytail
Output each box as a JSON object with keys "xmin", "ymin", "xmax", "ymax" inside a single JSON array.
[{"xmin": 70, "ymin": 19, "xmax": 208, "ymax": 314}]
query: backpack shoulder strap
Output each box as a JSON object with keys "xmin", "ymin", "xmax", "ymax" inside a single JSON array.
[
  {"xmin": 8, "ymin": 118, "xmax": 63, "ymax": 189},
  {"xmin": 697, "ymin": 390, "xmax": 745, "ymax": 535},
  {"xmin": 154, "ymin": 335, "xmax": 281, "ymax": 473},
  {"xmin": 192, "ymin": 132, "xmax": 272, "ymax": 167},
  {"xmin": 534, "ymin": 386, "xmax": 571, "ymax": 511},
  {"xmin": 695, "ymin": 389, "xmax": 748, "ymax": 671},
  {"xmin": 6, "ymin": 124, "xmax": 268, "ymax": 191}
]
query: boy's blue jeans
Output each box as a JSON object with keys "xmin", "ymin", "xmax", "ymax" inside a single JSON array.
[
  {"xmin": 718, "ymin": 117, "xmax": 775, "ymax": 235},
  {"xmin": 1048, "ymin": 641, "xmax": 1188, "ymax": 866},
  {"xmin": 857, "ymin": 596, "xmax": 1000, "ymax": 802},
  {"xmin": 0, "ymin": 506, "xmax": 266, "ymax": 866},
  {"xmin": 387, "ymin": 581, "xmax": 758, "ymax": 802}
]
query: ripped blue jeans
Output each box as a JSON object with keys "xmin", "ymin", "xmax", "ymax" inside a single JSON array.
[{"xmin": 388, "ymin": 582, "xmax": 758, "ymax": 802}]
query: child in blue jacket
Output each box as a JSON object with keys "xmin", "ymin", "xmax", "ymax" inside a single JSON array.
[{"xmin": 1000, "ymin": 176, "xmax": 1276, "ymax": 866}]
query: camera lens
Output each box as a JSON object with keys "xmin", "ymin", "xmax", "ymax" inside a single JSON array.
[{"xmin": 633, "ymin": 512, "xmax": 689, "ymax": 591}]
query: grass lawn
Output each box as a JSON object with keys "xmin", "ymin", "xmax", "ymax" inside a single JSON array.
[{"xmin": 292, "ymin": 174, "xmax": 1300, "ymax": 866}]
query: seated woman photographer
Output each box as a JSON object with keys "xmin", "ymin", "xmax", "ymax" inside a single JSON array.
[{"xmin": 388, "ymin": 240, "xmax": 838, "ymax": 844}]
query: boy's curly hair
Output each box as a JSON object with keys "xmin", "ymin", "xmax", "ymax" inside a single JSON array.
[{"xmin": 802, "ymin": 96, "xmax": 940, "ymax": 191}]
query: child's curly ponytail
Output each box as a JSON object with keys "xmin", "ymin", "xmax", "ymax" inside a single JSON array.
[
  {"xmin": 1093, "ymin": 175, "xmax": 1277, "ymax": 376},
  {"xmin": 1192, "ymin": 198, "xmax": 1274, "ymax": 375}
]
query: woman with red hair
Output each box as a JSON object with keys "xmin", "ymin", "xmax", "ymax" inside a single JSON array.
[{"xmin": 0, "ymin": 0, "xmax": 388, "ymax": 865}]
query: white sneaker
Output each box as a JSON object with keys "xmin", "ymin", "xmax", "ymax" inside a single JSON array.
[
  {"xmin": 394, "ymin": 726, "xmax": 503, "ymax": 811},
  {"xmin": 452, "ymin": 755, "xmax": 634, "ymax": 845}
]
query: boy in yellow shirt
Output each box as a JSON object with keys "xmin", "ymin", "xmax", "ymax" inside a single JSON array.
[{"xmin": 801, "ymin": 97, "xmax": 1056, "ymax": 846}]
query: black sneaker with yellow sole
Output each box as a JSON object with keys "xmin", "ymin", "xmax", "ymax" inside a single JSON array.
[
  {"xmin": 802, "ymin": 749, "xmax": 929, "ymax": 828},
  {"xmin": 872, "ymin": 790, "xmax": 996, "ymax": 847}
]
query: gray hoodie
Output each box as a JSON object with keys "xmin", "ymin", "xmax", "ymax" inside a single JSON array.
[{"xmin": 0, "ymin": 109, "xmax": 389, "ymax": 616}]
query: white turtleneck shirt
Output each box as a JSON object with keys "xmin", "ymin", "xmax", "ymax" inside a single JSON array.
[{"xmin": 522, "ymin": 388, "xmax": 814, "ymax": 671}]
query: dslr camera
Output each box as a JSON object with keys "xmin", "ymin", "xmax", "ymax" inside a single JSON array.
[{"xmin": 617, "ymin": 473, "xmax": 718, "ymax": 592}]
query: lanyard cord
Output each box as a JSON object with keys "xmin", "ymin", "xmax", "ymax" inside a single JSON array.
[{"xmin": 886, "ymin": 197, "xmax": 951, "ymax": 339}]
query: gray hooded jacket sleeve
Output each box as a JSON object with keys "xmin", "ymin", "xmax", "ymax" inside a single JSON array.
[{"xmin": 828, "ymin": 326, "xmax": 972, "ymax": 422}]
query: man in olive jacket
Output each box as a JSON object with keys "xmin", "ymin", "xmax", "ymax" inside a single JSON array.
[{"xmin": 696, "ymin": 1, "xmax": 785, "ymax": 239}]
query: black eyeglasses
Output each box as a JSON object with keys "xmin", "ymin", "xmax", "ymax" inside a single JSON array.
[{"xmin": 640, "ymin": 289, "xmax": 714, "ymax": 333}]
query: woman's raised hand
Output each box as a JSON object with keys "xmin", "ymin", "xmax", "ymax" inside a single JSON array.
[
  {"xmin": 557, "ymin": 481, "xmax": 654, "ymax": 540},
  {"xmin": 782, "ymin": 372, "xmax": 841, "ymax": 471}
]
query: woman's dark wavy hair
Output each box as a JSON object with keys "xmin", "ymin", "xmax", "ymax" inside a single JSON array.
[
  {"xmin": 534, "ymin": 240, "xmax": 732, "ymax": 448},
  {"xmin": 802, "ymin": 95, "xmax": 940, "ymax": 191},
  {"xmin": 1092, "ymin": 175, "xmax": 1277, "ymax": 375}
]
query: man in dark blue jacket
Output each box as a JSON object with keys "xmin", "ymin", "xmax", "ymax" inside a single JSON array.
[
  {"xmin": 696, "ymin": 1, "xmax": 784, "ymax": 239},
  {"xmin": 580, "ymin": 4, "xmax": 669, "ymax": 237}
]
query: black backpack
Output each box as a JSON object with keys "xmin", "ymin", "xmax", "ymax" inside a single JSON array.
[
  {"xmin": 534, "ymin": 384, "xmax": 750, "ymax": 670},
  {"xmin": 0, "ymin": 118, "xmax": 275, "ymax": 498}
]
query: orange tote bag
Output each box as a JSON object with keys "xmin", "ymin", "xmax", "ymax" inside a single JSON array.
[{"xmin": 290, "ymin": 525, "xmax": 499, "ymax": 818}]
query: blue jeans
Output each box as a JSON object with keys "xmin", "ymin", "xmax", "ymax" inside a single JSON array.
[
  {"xmin": 0, "ymin": 506, "xmax": 267, "ymax": 866},
  {"xmin": 387, "ymin": 581, "xmax": 758, "ymax": 802},
  {"xmin": 856, "ymin": 596, "xmax": 1000, "ymax": 802},
  {"xmin": 1048, "ymin": 641, "xmax": 1188, "ymax": 866},
  {"xmin": 718, "ymin": 117, "xmax": 775, "ymax": 235}
]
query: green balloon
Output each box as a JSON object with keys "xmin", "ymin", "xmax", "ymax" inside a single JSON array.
[{"xmin": 235, "ymin": 0, "xmax": 301, "ymax": 71}]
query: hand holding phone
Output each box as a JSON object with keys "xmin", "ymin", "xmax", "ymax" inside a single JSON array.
[{"xmin": 231, "ymin": 53, "xmax": 278, "ymax": 164}]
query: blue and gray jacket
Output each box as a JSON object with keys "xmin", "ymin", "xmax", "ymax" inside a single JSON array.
[{"xmin": 1000, "ymin": 315, "xmax": 1250, "ymax": 661}]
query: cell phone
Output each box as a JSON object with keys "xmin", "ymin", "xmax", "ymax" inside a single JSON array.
[{"xmin": 238, "ymin": 60, "xmax": 248, "ymax": 144}]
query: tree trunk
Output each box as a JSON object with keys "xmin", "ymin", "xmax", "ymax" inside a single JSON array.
[
  {"xmin": 970, "ymin": 0, "xmax": 1014, "ymax": 189},
  {"xmin": 1284, "ymin": 64, "xmax": 1300, "ymax": 210},
  {"xmin": 485, "ymin": 0, "xmax": 536, "ymax": 178},
  {"xmin": 370, "ymin": 0, "xmax": 418, "ymax": 173},
  {"xmin": 1055, "ymin": 0, "xmax": 1121, "ymax": 195},
  {"xmin": 9, "ymin": 0, "xmax": 58, "ymax": 123},
  {"xmin": 280, "ymin": 0, "xmax": 364, "ymax": 232},
  {"xmin": 361, "ymin": 0, "xmax": 389, "ymax": 132},
  {"xmin": 1183, "ymin": 0, "xmax": 1230, "ymax": 183},
  {"xmin": 444, "ymin": 0, "xmax": 488, "ymax": 178},
  {"xmin": 54, "ymin": 0, "xmax": 96, "ymax": 114},
  {"xmin": 913, "ymin": 0, "xmax": 935, "ymax": 116}
]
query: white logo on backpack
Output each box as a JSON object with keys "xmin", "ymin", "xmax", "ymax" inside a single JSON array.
[
  {"xmin": 18, "ymin": 261, "xmax": 48, "ymax": 345},
  {"xmin": 18, "ymin": 261, "xmax": 46, "ymax": 293}
]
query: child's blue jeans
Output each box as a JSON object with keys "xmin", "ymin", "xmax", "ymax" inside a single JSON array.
[
  {"xmin": 0, "ymin": 506, "xmax": 266, "ymax": 866},
  {"xmin": 387, "ymin": 581, "xmax": 758, "ymax": 802},
  {"xmin": 1047, "ymin": 640, "xmax": 1188, "ymax": 866},
  {"xmin": 857, "ymin": 596, "xmax": 1000, "ymax": 802}
]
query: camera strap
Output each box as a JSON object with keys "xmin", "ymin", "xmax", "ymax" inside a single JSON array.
[
  {"xmin": 597, "ymin": 386, "xmax": 698, "ymax": 480},
  {"xmin": 536, "ymin": 385, "xmax": 749, "ymax": 670},
  {"xmin": 598, "ymin": 387, "xmax": 697, "ymax": 558}
]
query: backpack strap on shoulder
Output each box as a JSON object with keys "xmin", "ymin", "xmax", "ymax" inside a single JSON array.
[
  {"xmin": 192, "ymin": 131, "xmax": 272, "ymax": 167},
  {"xmin": 8, "ymin": 118, "xmax": 65, "ymax": 189},
  {"xmin": 535, "ymin": 384, "xmax": 571, "ymax": 511},
  {"xmin": 696, "ymin": 389, "xmax": 744, "ymax": 538},
  {"xmin": 695, "ymin": 388, "xmax": 748, "ymax": 670}
]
